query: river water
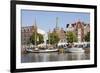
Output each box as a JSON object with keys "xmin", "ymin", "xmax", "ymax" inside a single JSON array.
[{"xmin": 21, "ymin": 52, "xmax": 90, "ymax": 63}]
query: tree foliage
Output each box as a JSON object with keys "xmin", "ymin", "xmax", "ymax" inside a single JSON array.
[
  {"xmin": 66, "ymin": 31, "xmax": 77, "ymax": 43},
  {"xmin": 30, "ymin": 32, "xmax": 44, "ymax": 45},
  {"xmin": 84, "ymin": 32, "xmax": 90, "ymax": 42},
  {"xmin": 48, "ymin": 32, "xmax": 59, "ymax": 45}
]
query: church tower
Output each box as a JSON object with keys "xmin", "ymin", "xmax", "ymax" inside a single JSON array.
[{"xmin": 55, "ymin": 17, "xmax": 59, "ymax": 30}]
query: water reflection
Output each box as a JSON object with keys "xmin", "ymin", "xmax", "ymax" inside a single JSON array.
[{"xmin": 21, "ymin": 52, "xmax": 90, "ymax": 63}]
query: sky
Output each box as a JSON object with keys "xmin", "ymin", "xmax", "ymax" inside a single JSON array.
[{"xmin": 21, "ymin": 10, "xmax": 90, "ymax": 32}]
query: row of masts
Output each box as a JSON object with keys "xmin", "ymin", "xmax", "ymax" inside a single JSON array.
[{"xmin": 33, "ymin": 17, "xmax": 59, "ymax": 48}]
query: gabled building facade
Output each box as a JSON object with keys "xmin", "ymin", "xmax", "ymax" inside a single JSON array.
[{"xmin": 66, "ymin": 21, "xmax": 90, "ymax": 42}]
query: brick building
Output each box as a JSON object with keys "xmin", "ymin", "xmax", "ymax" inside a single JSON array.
[
  {"xmin": 66, "ymin": 20, "xmax": 90, "ymax": 42},
  {"xmin": 21, "ymin": 25, "xmax": 37, "ymax": 45}
]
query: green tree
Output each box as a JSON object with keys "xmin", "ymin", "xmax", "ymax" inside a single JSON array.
[
  {"xmin": 30, "ymin": 32, "xmax": 44, "ymax": 45},
  {"xmin": 49, "ymin": 32, "xmax": 59, "ymax": 45},
  {"xmin": 84, "ymin": 32, "xmax": 90, "ymax": 42},
  {"xmin": 66, "ymin": 31, "xmax": 77, "ymax": 43}
]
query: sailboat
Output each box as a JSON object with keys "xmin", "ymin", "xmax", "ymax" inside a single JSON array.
[
  {"xmin": 26, "ymin": 18, "xmax": 59, "ymax": 53},
  {"xmin": 65, "ymin": 45, "xmax": 84, "ymax": 53},
  {"xmin": 25, "ymin": 18, "xmax": 39, "ymax": 52}
]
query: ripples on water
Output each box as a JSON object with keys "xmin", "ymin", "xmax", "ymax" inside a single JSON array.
[{"xmin": 21, "ymin": 52, "xmax": 90, "ymax": 63}]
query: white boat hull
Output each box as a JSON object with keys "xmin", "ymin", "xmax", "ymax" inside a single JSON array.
[
  {"xmin": 26, "ymin": 49, "xmax": 58, "ymax": 53},
  {"xmin": 65, "ymin": 48, "xmax": 84, "ymax": 53}
]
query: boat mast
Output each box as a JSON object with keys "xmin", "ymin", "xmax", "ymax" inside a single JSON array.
[
  {"xmin": 48, "ymin": 29, "xmax": 50, "ymax": 45},
  {"xmin": 34, "ymin": 18, "xmax": 37, "ymax": 48}
]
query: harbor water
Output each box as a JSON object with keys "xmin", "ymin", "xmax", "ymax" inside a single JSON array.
[{"xmin": 21, "ymin": 51, "xmax": 90, "ymax": 63}]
